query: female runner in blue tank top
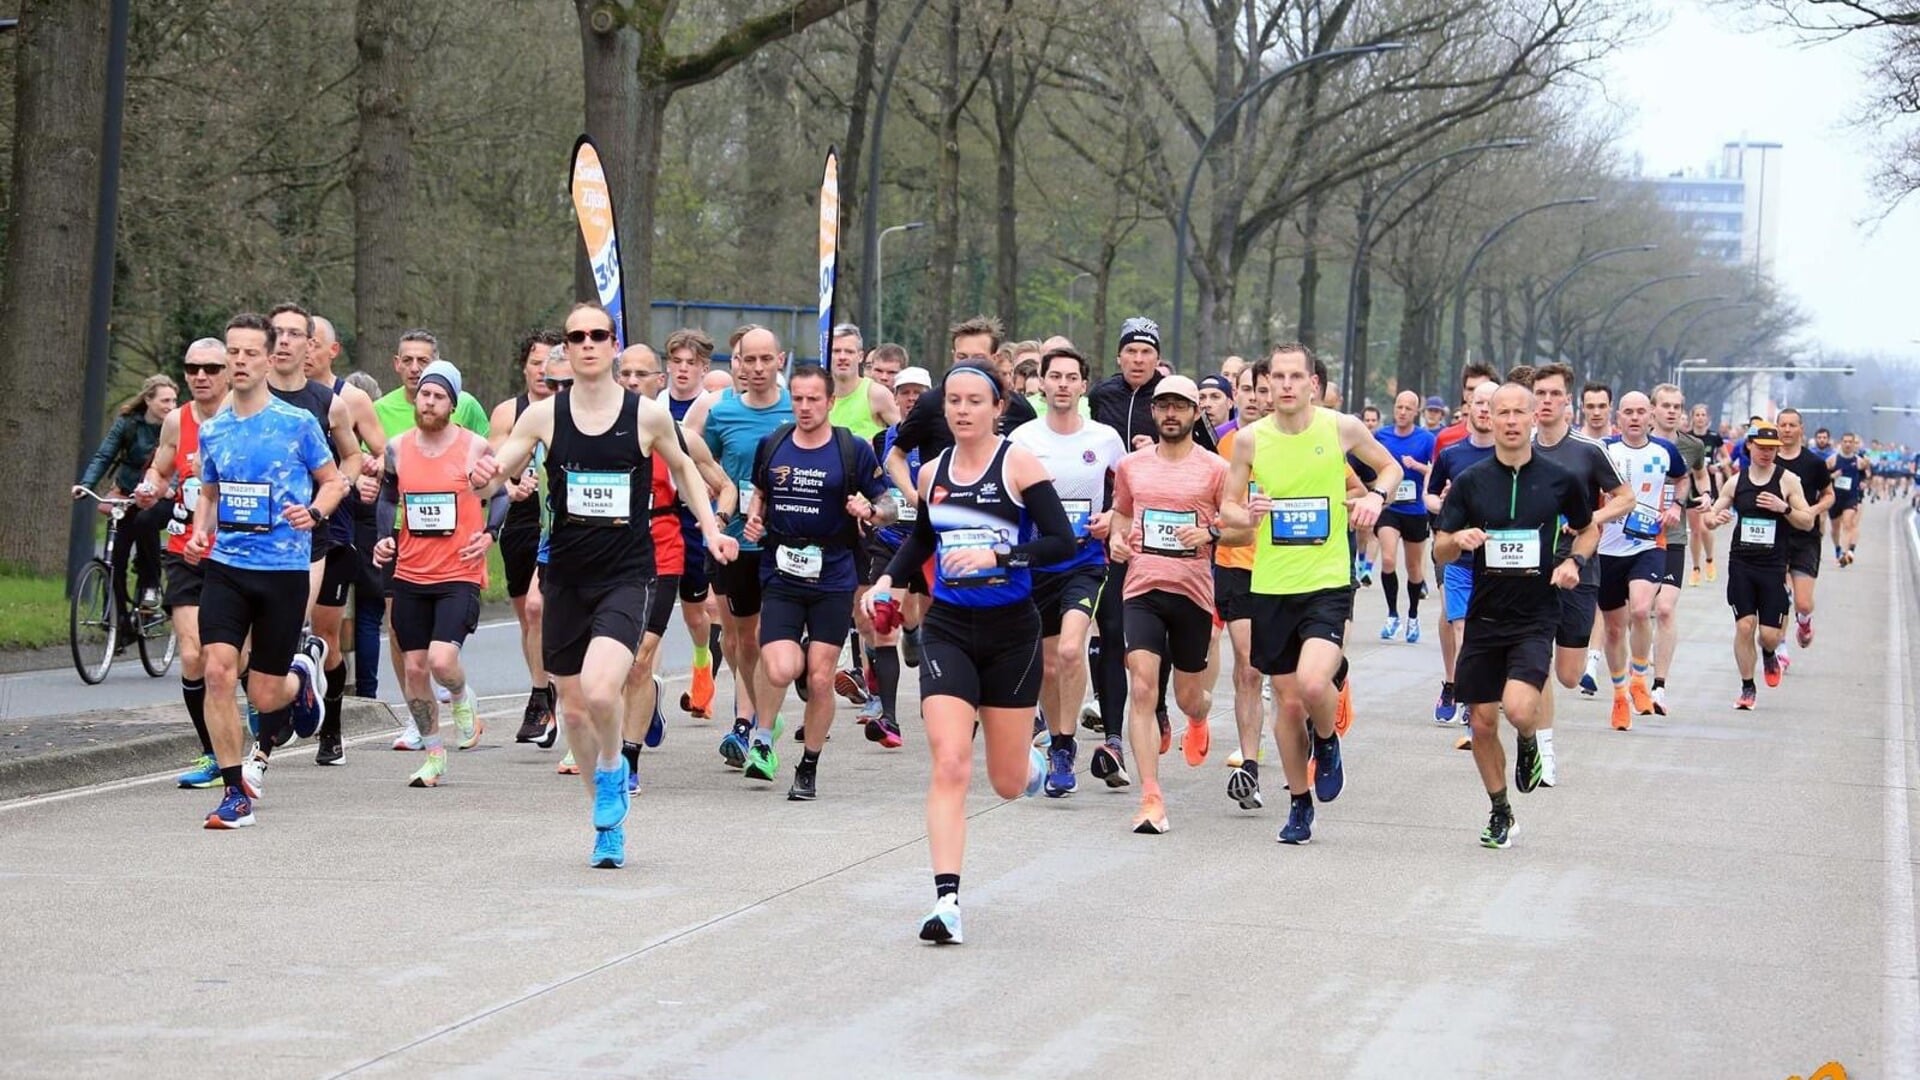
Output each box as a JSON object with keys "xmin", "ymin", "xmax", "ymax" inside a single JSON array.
[{"xmin": 863, "ymin": 361, "xmax": 1077, "ymax": 945}]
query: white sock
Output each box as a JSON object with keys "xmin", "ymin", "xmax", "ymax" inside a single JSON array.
[{"xmin": 1537, "ymin": 728, "xmax": 1555, "ymax": 750}]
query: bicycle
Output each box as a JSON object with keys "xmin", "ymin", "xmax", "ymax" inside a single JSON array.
[{"xmin": 70, "ymin": 486, "xmax": 176, "ymax": 684}]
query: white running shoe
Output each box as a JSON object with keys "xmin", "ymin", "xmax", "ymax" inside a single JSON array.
[
  {"xmin": 1650, "ymin": 685, "xmax": 1668, "ymax": 716},
  {"xmin": 392, "ymin": 713, "xmax": 423, "ymax": 752},
  {"xmin": 241, "ymin": 754, "xmax": 267, "ymax": 799},
  {"xmin": 1539, "ymin": 740, "xmax": 1558, "ymax": 788},
  {"xmin": 452, "ymin": 687, "xmax": 482, "ymax": 750},
  {"xmin": 919, "ymin": 894, "xmax": 963, "ymax": 944}
]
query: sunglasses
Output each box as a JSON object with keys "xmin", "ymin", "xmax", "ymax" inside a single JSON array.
[
  {"xmin": 565, "ymin": 328, "xmax": 614, "ymax": 344},
  {"xmin": 544, "ymin": 377, "xmax": 574, "ymax": 390},
  {"xmin": 183, "ymin": 363, "xmax": 226, "ymax": 376}
]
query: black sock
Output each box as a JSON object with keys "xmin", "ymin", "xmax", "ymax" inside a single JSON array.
[
  {"xmin": 872, "ymin": 645, "xmax": 901, "ymax": 719},
  {"xmin": 544, "ymin": 682, "xmax": 557, "ymax": 709},
  {"xmin": 1408, "ymin": 579, "xmax": 1423, "ymax": 618},
  {"xmin": 1381, "ymin": 571, "xmax": 1400, "ymax": 616},
  {"xmin": 1742, "ymin": 677, "xmax": 1757, "ymax": 691},
  {"xmin": 1490, "ymin": 788, "xmax": 1511, "ymax": 813},
  {"xmin": 732, "ymin": 716, "xmax": 753, "ymax": 739},
  {"xmin": 257, "ymin": 707, "xmax": 293, "ymax": 754},
  {"xmin": 934, "ymin": 872, "xmax": 960, "ymax": 900},
  {"xmin": 182, "ymin": 677, "xmax": 211, "ymax": 755},
  {"xmin": 321, "ymin": 663, "xmax": 346, "ymax": 738},
  {"xmin": 1156, "ymin": 660, "xmax": 1172, "ymax": 715},
  {"xmin": 847, "ymin": 631, "xmax": 862, "ymax": 669},
  {"xmin": 1049, "ymin": 732, "xmax": 1074, "ymax": 754},
  {"xmin": 1291, "ymin": 789, "xmax": 1311, "ymax": 807},
  {"xmin": 1241, "ymin": 758, "xmax": 1258, "ymax": 781},
  {"xmin": 221, "ymin": 764, "xmax": 244, "ymax": 791},
  {"xmin": 1441, "ymin": 680, "xmax": 1454, "ymax": 697},
  {"xmin": 621, "ymin": 741, "xmax": 640, "ymax": 773},
  {"xmin": 1761, "ymin": 648, "xmax": 1776, "ymax": 663},
  {"xmin": 709, "ymin": 623, "xmax": 725, "ymax": 668},
  {"xmin": 1652, "ymin": 676, "xmax": 1666, "ymax": 690},
  {"xmin": 801, "ymin": 748, "xmax": 821, "ymax": 767},
  {"xmin": 1335, "ymin": 655, "xmax": 1350, "ymax": 692}
]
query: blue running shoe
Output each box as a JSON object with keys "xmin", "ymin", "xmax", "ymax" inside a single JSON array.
[
  {"xmin": 1044, "ymin": 743, "xmax": 1076, "ymax": 797},
  {"xmin": 1278, "ymin": 796, "xmax": 1314, "ymax": 845},
  {"xmin": 592, "ymin": 761, "xmax": 630, "ymax": 830},
  {"xmin": 644, "ymin": 675, "xmax": 665, "ymax": 748},
  {"xmin": 626, "ymin": 762, "xmax": 641, "ymax": 797},
  {"xmin": 719, "ymin": 724, "xmax": 750, "ymax": 769},
  {"xmin": 1578, "ymin": 671, "xmax": 1599, "ymax": 696},
  {"xmin": 1024, "ymin": 746, "xmax": 1047, "ymax": 798},
  {"xmin": 591, "ymin": 824, "xmax": 625, "ymax": 869},
  {"xmin": 1432, "ymin": 683, "xmax": 1457, "ymax": 726},
  {"xmin": 176, "ymin": 753, "xmax": 220, "ymax": 789},
  {"xmin": 1312, "ymin": 732, "xmax": 1344, "ymax": 802},
  {"xmin": 204, "ymin": 787, "xmax": 254, "ymax": 830},
  {"xmin": 289, "ymin": 654, "xmax": 324, "ymax": 738},
  {"xmin": 1379, "ymin": 616, "xmax": 1400, "ymax": 641},
  {"xmin": 1405, "ymin": 617, "xmax": 1421, "ymax": 644}
]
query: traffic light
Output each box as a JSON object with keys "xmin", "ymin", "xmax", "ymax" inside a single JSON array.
[{"xmin": 1784, "ymin": 359, "xmax": 1796, "ymax": 382}]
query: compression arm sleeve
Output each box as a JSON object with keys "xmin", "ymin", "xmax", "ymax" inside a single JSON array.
[
  {"xmin": 1004, "ymin": 480, "xmax": 1076, "ymax": 569},
  {"xmin": 884, "ymin": 501, "xmax": 938, "ymax": 584},
  {"xmin": 375, "ymin": 465, "xmax": 400, "ymax": 536},
  {"xmin": 485, "ymin": 489, "xmax": 509, "ymax": 534}
]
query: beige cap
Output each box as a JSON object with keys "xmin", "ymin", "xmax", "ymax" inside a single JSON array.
[
  {"xmin": 895, "ymin": 366, "xmax": 933, "ymax": 390},
  {"xmin": 1152, "ymin": 374, "xmax": 1201, "ymax": 406}
]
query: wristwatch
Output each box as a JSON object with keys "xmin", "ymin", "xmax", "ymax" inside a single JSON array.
[
  {"xmin": 308, "ymin": 505, "xmax": 329, "ymax": 526},
  {"xmin": 1369, "ymin": 486, "xmax": 1392, "ymax": 501},
  {"xmin": 1207, "ymin": 524, "xmax": 1222, "ymax": 541}
]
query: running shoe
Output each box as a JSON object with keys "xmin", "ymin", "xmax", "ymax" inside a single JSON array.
[
  {"xmin": 1689, "ymin": 566, "xmax": 1701, "ymax": 587},
  {"xmin": 1610, "ymin": 692, "xmax": 1633, "ymax": 731},
  {"xmin": 1357, "ymin": 559, "xmax": 1374, "ymax": 587},
  {"xmin": 876, "ymin": 716, "xmax": 903, "ymax": 749},
  {"xmin": 1705, "ymin": 559, "xmax": 1717, "ymax": 582},
  {"xmin": 288, "ymin": 654, "xmax": 324, "ymax": 739},
  {"xmin": 314, "ymin": 731, "xmax": 343, "ymax": 766},
  {"xmin": 515, "ymin": 692, "xmax": 550, "ymax": 742},
  {"xmin": 591, "ymin": 824, "xmax": 625, "ymax": 869},
  {"xmin": 556, "ymin": 750, "xmax": 579, "ymax": 775},
  {"xmin": 1090, "ymin": 738, "xmax": 1130, "ymax": 787},
  {"xmin": 1762, "ymin": 652, "xmax": 1782, "ymax": 688},
  {"xmin": 644, "ymin": 675, "xmax": 665, "ymax": 748},
  {"xmin": 857, "ymin": 697, "xmax": 885, "ymax": 724},
  {"xmin": 1627, "ymin": 677, "xmax": 1654, "ymax": 716},
  {"xmin": 452, "ymin": 687, "xmax": 482, "ymax": 750},
  {"xmin": 241, "ymin": 754, "xmax": 266, "ymax": 799},
  {"xmin": 919, "ymin": 895, "xmax": 963, "ymax": 944},
  {"xmin": 1131, "ymin": 793, "xmax": 1170, "ymax": 835},
  {"xmin": 864, "ymin": 712, "xmax": 891, "ymax": 743},
  {"xmin": 687, "ymin": 663, "xmax": 715, "ymax": 717},
  {"xmin": 1156, "ymin": 707, "xmax": 1171, "ymax": 756},
  {"xmin": 1023, "ymin": 746, "xmax": 1046, "ymax": 799},
  {"xmin": 1514, "ymin": 736, "xmax": 1543, "ymax": 794},
  {"xmin": 592, "ymin": 760, "xmax": 630, "ymax": 829},
  {"xmin": 408, "ymin": 750, "xmax": 446, "ymax": 788},
  {"xmin": 203, "ymin": 788, "xmax": 254, "ymax": 830},
  {"xmin": 535, "ymin": 714, "xmax": 559, "ymax": 749},
  {"xmin": 176, "ymin": 753, "xmax": 220, "ymax": 789},
  {"xmin": 900, "ymin": 626, "xmax": 922, "ymax": 669},
  {"xmin": 1379, "ymin": 616, "xmax": 1401, "ymax": 641},
  {"xmin": 1079, "ymin": 697, "xmax": 1102, "ymax": 733},
  {"xmin": 1538, "ymin": 741, "xmax": 1558, "ymax": 787},
  {"xmin": 1778, "ymin": 651, "xmax": 1793, "ymax": 677},
  {"xmin": 1278, "ymin": 797, "xmax": 1314, "ymax": 844},
  {"xmin": 833, "ymin": 668, "xmax": 871, "ymax": 705},
  {"xmin": 1405, "ymin": 617, "xmax": 1421, "ymax": 644},
  {"xmin": 1578, "ymin": 671, "xmax": 1599, "ymax": 697},
  {"xmin": 1480, "ymin": 808, "xmax": 1516, "ymax": 849},
  {"xmin": 627, "ymin": 761, "xmax": 641, "ymax": 797},
  {"xmin": 1226, "ymin": 749, "xmax": 1245, "ymax": 768},
  {"xmin": 1044, "ymin": 743, "xmax": 1076, "ymax": 797},
  {"xmin": 1311, "ymin": 732, "xmax": 1343, "ymax": 802},
  {"xmin": 1651, "ymin": 685, "xmax": 1668, "ymax": 716},
  {"xmin": 1735, "ymin": 685, "xmax": 1757, "ymax": 710},
  {"xmin": 1334, "ymin": 679, "xmax": 1354, "ymax": 737},
  {"xmin": 1182, "ymin": 717, "xmax": 1210, "ymax": 767},
  {"xmin": 1433, "ymin": 683, "xmax": 1458, "ymax": 726},
  {"xmin": 787, "ymin": 762, "xmax": 817, "ymax": 802},
  {"xmin": 1795, "ymin": 618, "xmax": 1814, "ymax": 649},
  {"xmin": 744, "ymin": 739, "xmax": 780, "ymax": 782},
  {"xmin": 1227, "ymin": 764, "xmax": 1262, "ymax": 810},
  {"xmin": 1031, "ymin": 714, "xmax": 1048, "ymax": 748},
  {"xmin": 719, "ymin": 726, "xmax": 750, "ymax": 769},
  {"xmin": 393, "ymin": 714, "xmax": 423, "ymax": 751}
]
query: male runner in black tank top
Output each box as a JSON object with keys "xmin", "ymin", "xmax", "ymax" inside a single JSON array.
[
  {"xmin": 475, "ymin": 302, "xmax": 738, "ymax": 871},
  {"xmin": 491, "ymin": 329, "xmax": 564, "ymax": 743},
  {"xmin": 1704, "ymin": 423, "xmax": 1816, "ymax": 711}
]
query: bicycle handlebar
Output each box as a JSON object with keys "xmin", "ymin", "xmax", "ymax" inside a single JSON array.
[{"xmin": 74, "ymin": 486, "xmax": 137, "ymax": 506}]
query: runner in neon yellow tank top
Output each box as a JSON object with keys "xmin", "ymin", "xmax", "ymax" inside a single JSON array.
[{"xmin": 1222, "ymin": 345, "xmax": 1399, "ymax": 846}]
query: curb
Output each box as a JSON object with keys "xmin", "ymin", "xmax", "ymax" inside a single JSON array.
[{"xmin": 0, "ymin": 698, "xmax": 398, "ymax": 802}]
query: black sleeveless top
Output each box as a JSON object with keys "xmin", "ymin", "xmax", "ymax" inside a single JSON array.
[
  {"xmin": 273, "ymin": 379, "xmax": 351, "ymax": 547},
  {"xmin": 504, "ymin": 393, "xmax": 541, "ymax": 530},
  {"xmin": 926, "ymin": 438, "xmax": 1033, "ymax": 607},
  {"xmin": 544, "ymin": 388, "xmax": 651, "ymax": 585},
  {"xmin": 1729, "ymin": 464, "xmax": 1787, "ymax": 571}
]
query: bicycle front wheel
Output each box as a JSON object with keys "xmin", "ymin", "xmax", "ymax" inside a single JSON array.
[
  {"xmin": 70, "ymin": 559, "xmax": 116, "ymax": 685},
  {"xmin": 138, "ymin": 607, "xmax": 177, "ymax": 677}
]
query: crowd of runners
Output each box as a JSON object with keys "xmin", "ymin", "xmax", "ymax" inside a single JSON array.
[{"xmin": 83, "ymin": 301, "xmax": 1902, "ymax": 945}]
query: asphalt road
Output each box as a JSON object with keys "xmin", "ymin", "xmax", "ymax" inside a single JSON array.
[{"xmin": 1, "ymin": 506, "xmax": 1915, "ymax": 1079}]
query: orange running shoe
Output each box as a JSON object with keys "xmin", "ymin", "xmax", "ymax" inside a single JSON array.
[
  {"xmin": 556, "ymin": 750, "xmax": 580, "ymax": 775},
  {"xmin": 1689, "ymin": 566, "xmax": 1701, "ymax": 587},
  {"xmin": 1183, "ymin": 718, "xmax": 1210, "ymax": 767},
  {"xmin": 687, "ymin": 664, "xmax": 715, "ymax": 718},
  {"xmin": 1334, "ymin": 679, "xmax": 1354, "ymax": 737},
  {"xmin": 1627, "ymin": 677, "xmax": 1654, "ymax": 716},
  {"xmin": 1157, "ymin": 711, "xmax": 1171, "ymax": 755},
  {"xmin": 1131, "ymin": 793, "xmax": 1169, "ymax": 834},
  {"xmin": 1610, "ymin": 692, "xmax": 1633, "ymax": 731},
  {"xmin": 1705, "ymin": 559, "xmax": 1717, "ymax": 583}
]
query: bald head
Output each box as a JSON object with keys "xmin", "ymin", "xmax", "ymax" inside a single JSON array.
[
  {"xmin": 617, "ymin": 344, "xmax": 662, "ymax": 395},
  {"xmin": 1490, "ymin": 382, "xmax": 1534, "ymax": 448},
  {"xmin": 1616, "ymin": 389, "xmax": 1653, "ymax": 440},
  {"xmin": 304, "ymin": 313, "xmax": 342, "ymax": 378},
  {"xmin": 1392, "ymin": 389, "xmax": 1421, "ymax": 431}
]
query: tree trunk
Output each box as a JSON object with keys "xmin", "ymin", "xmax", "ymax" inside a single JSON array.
[
  {"xmin": 838, "ymin": 0, "xmax": 879, "ymax": 324},
  {"xmin": 1477, "ymin": 286, "xmax": 1497, "ymax": 371},
  {"xmin": 1295, "ymin": 195, "xmax": 1322, "ymax": 350},
  {"xmin": 1396, "ymin": 296, "xmax": 1425, "ymax": 399},
  {"xmin": 1257, "ymin": 228, "xmax": 1281, "ymax": 355},
  {"xmin": 1352, "ymin": 258, "xmax": 1373, "ymax": 408},
  {"xmin": 577, "ymin": 0, "xmax": 642, "ymax": 317},
  {"xmin": 352, "ymin": 0, "xmax": 416, "ymax": 368},
  {"xmin": 921, "ymin": 0, "xmax": 962, "ymax": 365},
  {"xmin": 1090, "ymin": 242, "xmax": 1114, "ymax": 367},
  {"xmin": 991, "ymin": 45, "xmax": 1018, "ymax": 338},
  {"xmin": 0, "ymin": 0, "xmax": 110, "ymax": 573}
]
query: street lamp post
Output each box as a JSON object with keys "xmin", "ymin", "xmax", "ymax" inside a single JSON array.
[
  {"xmin": 872, "ymin": 220, "xmax": 926, "ymax": 342},
  {"xmin": 1522, "ymin": 243, "xmax": 1656, "ymax": 364},
  {"xmin": 856, "ymin": 0, "xmax": 934, "ymax": 337},
  {"xmin": 1338, "ymin": 136, "xmax": 1530, "ymax": 405},
  {"xmin": 1169, "ymin": 41, "xmax": 1407, "ymax": 371},
  {"xmin": 1585, "ymin": 271, "xmax": 1703, "ymax": 372},
  {"xmin": 1448, "ymin": 196, "xmax": 1597, "ymax": 382}
]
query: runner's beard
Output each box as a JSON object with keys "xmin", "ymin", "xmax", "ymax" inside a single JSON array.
[{"xmin": 416, "ymin": 410, "xmax": 450, "ymax": 433}]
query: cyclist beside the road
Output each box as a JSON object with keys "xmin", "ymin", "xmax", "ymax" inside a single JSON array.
[
  {"xmin": 134, "ymin": 340, "xmax": 230, "ymax": 788},
  {"xmin": 74, "ymin": 373, "xmax": 178, "ymax": 625}
]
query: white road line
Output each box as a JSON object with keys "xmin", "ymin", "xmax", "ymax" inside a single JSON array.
[{"xmin": 1886, "ymin": 509, "xmax": 1919, "ymax": 1080}]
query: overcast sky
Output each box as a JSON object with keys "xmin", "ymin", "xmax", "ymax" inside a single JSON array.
[{"xmin": 1599, "ymin": 0, "xmax": 1919, "ymax": 361}]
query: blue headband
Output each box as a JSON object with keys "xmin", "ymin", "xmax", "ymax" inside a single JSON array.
[{"xmin": 946, "ymin": 363, "xmax": 1003, "ymax": 402}]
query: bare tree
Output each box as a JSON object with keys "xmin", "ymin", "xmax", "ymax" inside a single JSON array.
[{"xmin": 353, "ymin": 0, "xmax": 416, "ymax": 370}]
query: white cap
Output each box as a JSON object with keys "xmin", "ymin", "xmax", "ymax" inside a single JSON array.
[{"xmin": 895, "ymin": 366, "xmax": 933, "ymax": 390}]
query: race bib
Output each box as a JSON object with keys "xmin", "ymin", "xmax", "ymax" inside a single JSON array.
[
  {"xmin": 168, "ymin": 477, "xmax": 201, "ymax": 536},
  {"xmin": 565, "ymin": 470, "xmax": 631, "ymax": 525},
  {"xmin": 1834, "ymin": 474, "xmax": 1853, "ymax": 492},
  {"xmin": 939, "ymin": 526, "xmax": 1004, "ymax": 586},
  {"xmin": 1269, "ymin": 497, "xmax": 1331, "ymax": 545},
  {"xmin": 1484, "ymin": 527, "xmax": 1541, "ymax": 576},
  {"xmin": 1737, "ymin": 516, "xmax": 1777, "ymax": 547},
  {"xmin": 1394, "ymin": 479, "xmax": 1418, "ymax": 504},
  {"xmin": 1141, "ymin": 508, "xmax": 1198, "ymax": 556},
  {"xmin": 404, "ymin": 492, "xmax": 457, "ymax": 537},
  {"xmin": 215, "ymin": 481, "xmax": 272, "ymax": 534},
  {"xmin": 736, "ymin": 479, "xmax": 755, "ymax": 519},
  {"xmin": 1062, "ymin": 499, "xmax": 1094, "ymax": 539},
  {"xmin": 775, "ymin": 543, "xmax": 823, "ymax": 581},
  {"xmin": 888, "ymin": 487, "xmax": 916, "ymax": 524},
  {"xmin": 1623, "ymin": 505, "xmax": 1663, "ymax": 541}
]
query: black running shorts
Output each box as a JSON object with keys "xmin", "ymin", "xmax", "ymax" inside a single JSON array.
[
  {"xmin": 1454, "ymin": 619, "xmax": 1555, "ymax": 705},
  {"xmin": 712, "ymin": 549, "xmax": 765, "ymax": 618},
  {"xmin": 391, "ymin": 579, "xmax": 482, "ymax": 651},
  {"xmin": 757, "ymin": 578, "xmax": 854, "ymax": 648},
  {"xmin": 1726, "ymin": 559, "xmax": 1790, "ymax": 626},
  {"xmin": 501, "ymin": 523, "xmax": 541, "ymax": 600},
  {"xmin": 919, "ymin": 599, "xmax": 1041, "ymax": 710},
  {"xmin": 162, "ymin": 552, "xmax": 203, "ymax": 611},
  {"xmin": 1031, "ymin": 564, "xmax": 1104, "ymax": 639},
  {"xmin": 541, "ymin": 577, "xmax": 651, "ymax": 676},
  {"xmin": 199, "ymin": 561, "xmax": 308, "ymax": 677},
  {"xmin": 1123, "ymin": 589, "xmax": 1214, "ymax": 673},
  {"xmin": 1247, "ymin": 587, "xmax": 1353, "ymax": 677},
  {"xmin": 1553, "ymin": 578, "xmax": 1600, "ymax": 650}
]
